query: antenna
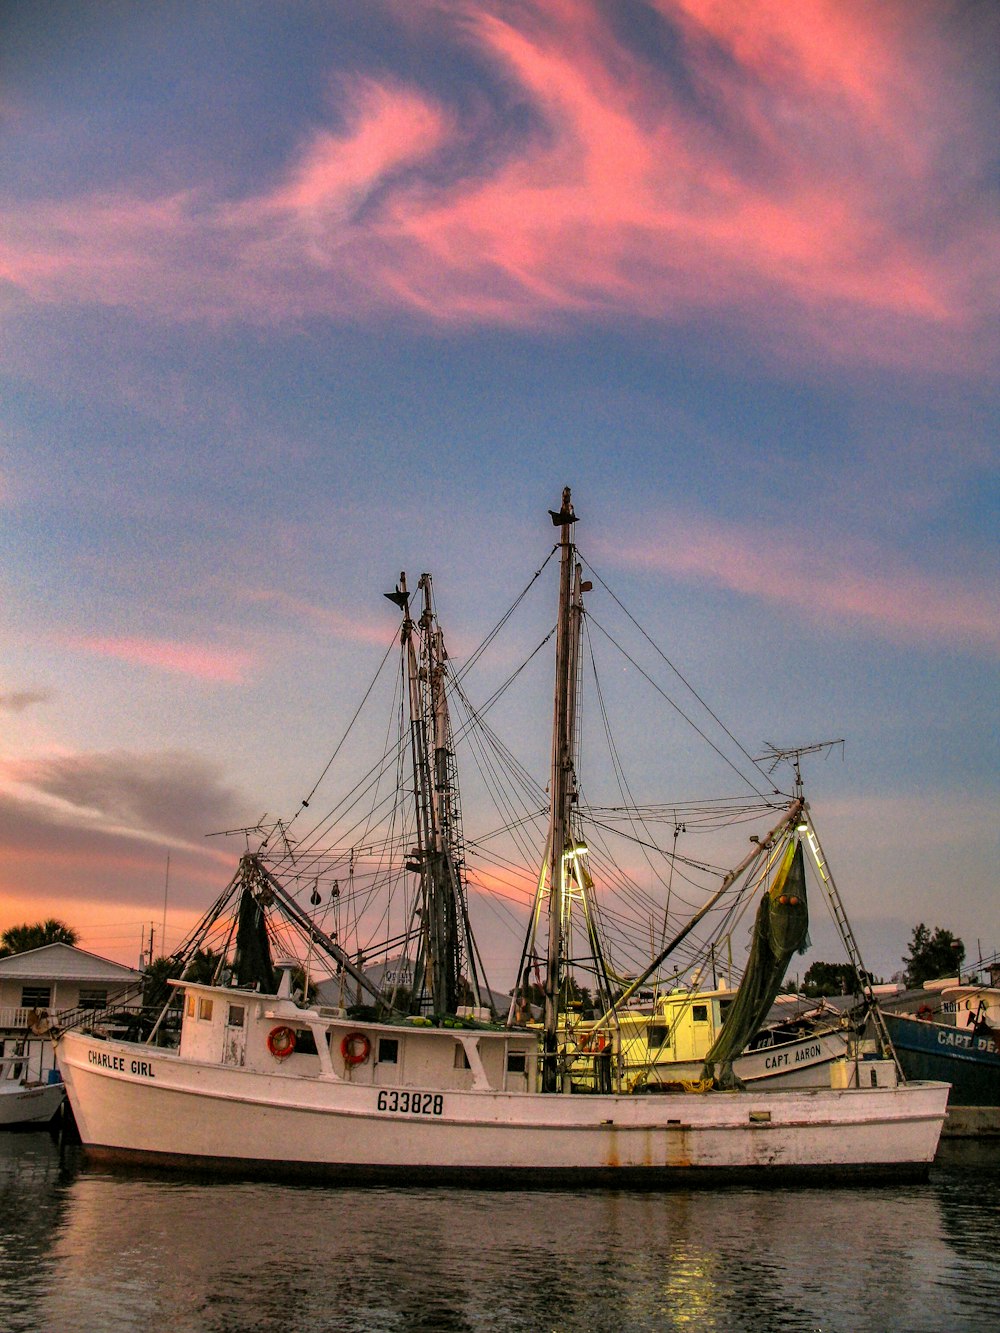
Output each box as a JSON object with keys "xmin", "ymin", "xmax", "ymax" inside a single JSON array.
[
  {"xmin": 161, "ymin": 854, "xmax": 170, "ymax": 959},
  {"xmin": 205, "ymin": 814, "xmax": 279, "ymax": 851},
  {"xmin": 755, "ymin": 739, "xmax": 844, "ymax": 795}
]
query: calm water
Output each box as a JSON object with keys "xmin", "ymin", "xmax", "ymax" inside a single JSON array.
[{"xmin": 0, "ymin": 1134, "xmax": 997, "ymax": 1333}]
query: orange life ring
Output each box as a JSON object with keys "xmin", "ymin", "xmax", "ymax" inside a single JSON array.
[
  {"xmin": 267, "ymin": 1025, "xmax": 297, "ymax": 1059},
  {"xmin": 916, "ymin": 1004, "xmax": 934, "ymax": 1022},
  {"xmin": 581, "ymin": 1031, "xmax": 607, "ymax": 1054},
  {"xmin": 341, "ymin": 1032, "xmax": 371, "ymax": 1066}
]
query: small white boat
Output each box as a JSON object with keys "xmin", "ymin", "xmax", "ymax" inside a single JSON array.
[{"xmin": 0, "ymin": 1039, "xmax": 64, "ymax": 1127}]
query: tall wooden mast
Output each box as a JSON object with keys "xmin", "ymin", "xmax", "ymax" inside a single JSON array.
[
  {"xmin": 386, "ymin": 571, "xmax": 484, "ymax": 1016},
  {"xmin": 543, "ymin": 487, "xmax": 581, "ymax": 1090}
]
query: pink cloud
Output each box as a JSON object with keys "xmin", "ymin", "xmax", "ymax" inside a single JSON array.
[
  {"xmin": 1, "ymin": 1, "xmax": 995, "ymax": 372},
  {"xmin": 239, "ymin": 586, "xmax": 483, "ymax": 658},
  {"xmin": 68, "ymin": 636, "xmax": 253, "ymax": 683},
  {"xmin": 240, "ymin": 588, "xmax": 400, "ymax": 648},
  {"xmin": 265, "ymin": 78, "xmax": 448, "ymax": 216},
  {"xmin": 605, "ymin": 512, "xmax": 1000, "ymax": 653}
]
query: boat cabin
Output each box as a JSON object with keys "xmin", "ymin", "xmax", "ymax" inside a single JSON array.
[
  {"xmin": 938, "ymin": 984, "xmax": 1000, "ymax": 1031},
  {"xmin": 611, "ymin": 987, "xmax": 735, "ymax": 1069},
  {"xmin": 174, "ymin": 977, "xmax": 541, "ymax": 1094}
]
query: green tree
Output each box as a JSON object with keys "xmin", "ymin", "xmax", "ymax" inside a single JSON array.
[
  {"xmin": 903, "ymin": 924, "xmax": 964, "ymax": 988},
  {"xmin": 801, "ymin": 961, "xmax": 857, "ymax": 997},
  {"xmin": 142, "ymin": 955, "xmax": 185, "ymax": 1009},
  {"xmin": 181, "ymin": 948, "xmax": 224, "ymax": 985},
  {"xmin": 0, "ymin": 918, "xmax": 79, "ymax": 957}
]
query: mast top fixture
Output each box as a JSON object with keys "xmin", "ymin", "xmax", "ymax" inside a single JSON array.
[
  {"xmin": 384, "ymin": 573, "xmax": 409, "ymax": 611},
  {"xmin": 549, "ymin": 486, "xmax": 577, "ymax": 527}
]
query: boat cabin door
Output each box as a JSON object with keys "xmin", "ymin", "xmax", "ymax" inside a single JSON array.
[{"xmin": 223, "ymin": 1002, "xmax": 247, "ymax": 1067}]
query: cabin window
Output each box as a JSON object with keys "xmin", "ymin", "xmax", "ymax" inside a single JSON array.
[
  {"xmin": 692, "ymin": 1004, "xmax": 709, "ymax": 1023},
  {"xmin": 79, "ymin": 988, "xmax": 108, "ymax": 1009},
  {"xmin": 506, "ymin": 1052, "xmax": 527, "ymax": 1074},
  {"xmin": 293, "ymin": 1028, "xmax": 318, "ymax": 1055},
  {"xmin": 21, "ymin": 986, "xmax": 51, "ymax": 1009},
  {"xmin": 197, "ymin": 998, "xmax": 214, "ymax": 1021},
  {"xmin": 378, "ymin": 1038, "xmax": 399, "ymax": 1064},
  {"xmin": 227, "ymin": 1004, "xmax": 245, "ymax": 1027},
  {"xmin": 454, "ymin": 1044, "xmax": 471, "ymax": 1069},
  {"xmin": 647, "ymin": 1024, "xmax": 670, "ymax": 1050},
  {"xmin": 186, "ymin": 994, "xmax": 196, "ymax": 1018}
]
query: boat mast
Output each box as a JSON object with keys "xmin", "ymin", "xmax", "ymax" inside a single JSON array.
[
  {"xmin": 386, "ymin": 571, "xmax": 485, "ymax": 1017},
  {"xmin": 419, "ymin": 572, "xmax": 484, "ymax": 1013},
  {"xmin": 543, "ymin": 487, "xmax": 581, "ymax": 1090}
]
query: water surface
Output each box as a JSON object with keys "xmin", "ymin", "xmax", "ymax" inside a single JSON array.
[{"xmin": 1, "ymin": 1135, "xmax": 996, "ymax": 1332}]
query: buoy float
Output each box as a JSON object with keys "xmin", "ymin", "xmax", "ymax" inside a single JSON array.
[
  {"xmin": 267, "ymin": 1025, "xmax": 297, "ymax": 1059},
  {"xmin": 341, "ymin": 1032, "xmax": 371, "ymax": 1066}
]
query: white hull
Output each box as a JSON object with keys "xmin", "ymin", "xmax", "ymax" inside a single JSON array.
[
  {"xmin": 0, "ymin": 1081, "xmax": 64, "ymax": 1126},
  {"xmin": 736, "ymin": 1028, "xmax": 852, "ymax": 1087},
  {"xmin": 58, "ymin": 1028, "xmax": 947, "ymax": 1182},
  {"xmin": 639, "ymin": 1028, "xmax": 851, "ymax": 1091}
]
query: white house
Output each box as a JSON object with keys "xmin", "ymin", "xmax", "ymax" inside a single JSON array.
[{"xmin": 0, "ymin": 943, "xmax": 142, "ymax": 1030}]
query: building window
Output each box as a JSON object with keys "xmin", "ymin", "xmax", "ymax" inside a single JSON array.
[
  {"xmin": 21, "ymin": 987, "xmax": 51, "ymax": 1009},
  {"xmin": 79, "ymin": 989, "xmax": 108, "ymax": 1009},
  {"xmin": 378, "ymin": 1038, "xmax": 399, "ymax": 1064},
  {"xmin": 692, "ymin": 1004, "xmax": 708, "ymax": 1023},
  {"xmin": 506, "ymin": 1052, "xmax": 527, "ymax": 1074},
  {"xmin": 197, "ymin": 997, "xmax": 214, "ymax": 1021}
]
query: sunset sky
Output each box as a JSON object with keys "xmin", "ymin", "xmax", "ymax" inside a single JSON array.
[{"xmin": 1, "ymin": 1, "xmax": 997, "ymax": 985}]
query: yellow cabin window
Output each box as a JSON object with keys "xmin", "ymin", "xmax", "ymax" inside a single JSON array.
[
  {"xmin": 186, "ymin": 994, "xmax": 195, "ymax": 1018},
  {"xmin": 198, "ymin": 997, "xmax": 214, "ymax": 1021}
]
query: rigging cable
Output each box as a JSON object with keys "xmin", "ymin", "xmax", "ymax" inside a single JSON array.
[{"xmin": 581, "ymin": 554, "xmax": 781, "ymax": 799}]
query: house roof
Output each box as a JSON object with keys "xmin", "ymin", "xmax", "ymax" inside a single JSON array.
[{"xmin": 0, "ymin": 942, "xmax": 141, "ymax": 983}]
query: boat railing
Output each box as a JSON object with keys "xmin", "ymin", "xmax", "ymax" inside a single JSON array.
[
  {"xmin": 0, "ymin": 993, "xmax": 145, "ymax": 1031},
  {"xmin": 0, "ymin": 1006, "xmax": 64, "ymax": 1030},
  {"xmin": 50, "ymin": 1003, "xmax": 182, "ymax": 1044}
]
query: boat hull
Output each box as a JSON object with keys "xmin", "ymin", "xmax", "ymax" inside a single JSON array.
[
  {"xmin": 641, "ymin": 1028, "xmax": 851, "ymax": 1091},
  {"xmin": 0, "ymin": 1081, "xmax": 64, "ymax": 1127},
  {"xmin": 883, "ymin": 1012, "xmax": 1000, "ymax": 1108},
  {"xmin": 57, "ymin": 1029, "xmax": 948, "ymax": 1183}
]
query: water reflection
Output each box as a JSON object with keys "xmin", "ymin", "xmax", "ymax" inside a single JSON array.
[
  {"xmin": 0, "ymin": 1138, "xmax": 996, "ymax": 1332},
  {"xmin": 0, "ymin": 1132, "xmax": 71, "ymax": 1332}
]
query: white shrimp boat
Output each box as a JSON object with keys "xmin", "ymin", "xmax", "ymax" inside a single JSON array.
[{"xmin": 56, "ymin": 491, "xmax": 948, "ymax": 1182}]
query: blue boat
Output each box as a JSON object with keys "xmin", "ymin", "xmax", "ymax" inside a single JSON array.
[{"xmin": 883, "ymin": 983, "xmax": 1000, "ymax": 1110}]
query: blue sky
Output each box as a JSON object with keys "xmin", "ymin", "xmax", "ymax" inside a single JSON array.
[{"xmin": 1, "ymin": 1, "xmax": 997, "ymax": 983}]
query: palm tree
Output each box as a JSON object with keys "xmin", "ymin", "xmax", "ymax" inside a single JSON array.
[{"xmin": 0, "ymin": 919, "xmax": 79, "ymax": 957}]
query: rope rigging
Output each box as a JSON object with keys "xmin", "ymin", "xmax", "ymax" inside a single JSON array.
[{"xmin": 192, "ymin": 531, "xmax": 821, "ymax": 1024}]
